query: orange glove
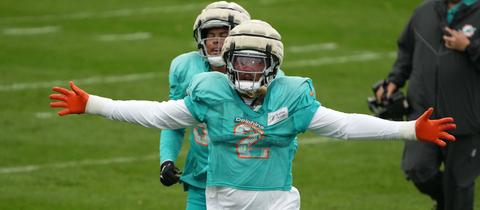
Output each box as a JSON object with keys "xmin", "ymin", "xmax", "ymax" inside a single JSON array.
[
  {"xmin": 49, "ymin": 81, "xmax": 89, "ymax": 116},
  {"xmin": 415, "ymin": 108, "xmax": 456, "ymax": 147}
]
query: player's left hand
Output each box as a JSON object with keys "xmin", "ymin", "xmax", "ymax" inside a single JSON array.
[
  {"xmin": 49, "ymin": 81, "xmax": 89, "ymax": 116},
  {"xmin": 443, "ymin": 27, "xmax": 470, "ymax": 52},
  {"xmin": 160, "ymin": 161, "xmax": 182, "ymax": 186},
  {"xmin": 415, "ymin": 108, "xmax": 456, "ymax": 147}
]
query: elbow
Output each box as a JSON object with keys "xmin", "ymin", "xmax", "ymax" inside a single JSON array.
[
  {"xmin": 329, "ymin": 129, "xmax": 351, "ymax": 140},
  {"xmin": 337, "ymin": 132, "xmax": 351, "ymax": 140}
]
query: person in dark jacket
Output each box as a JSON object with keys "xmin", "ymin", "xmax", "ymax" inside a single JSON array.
[{"xmin": 376, "ymin": 0, "xmax": 480, "ymax": 210}]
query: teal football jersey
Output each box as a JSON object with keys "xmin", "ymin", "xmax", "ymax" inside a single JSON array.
[
  {"xmin": 160, "ymin": 51, "xmax": 211, "ymax": 189},
  {"xmin": 184, "ymin": 72, "xmax": 320, "ymax": 191}
]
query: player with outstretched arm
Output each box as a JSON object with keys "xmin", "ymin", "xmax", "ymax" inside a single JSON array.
[{"xmin": 50, "ymin": 20, "xmax": 456, "ymax": 210}]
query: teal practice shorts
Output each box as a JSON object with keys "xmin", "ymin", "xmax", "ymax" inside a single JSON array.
[{"xmin": 186, "ymin": 185, "xmax": 206, "ymax": 210}]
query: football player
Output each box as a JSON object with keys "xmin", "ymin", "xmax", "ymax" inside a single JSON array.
[
  {"xmin": 50, "ymin": 20, "xmax": 457, "ymax": 210},
  {"xmin": 158, "ymin": 2, "xmax": 250, "ymax": 210}
]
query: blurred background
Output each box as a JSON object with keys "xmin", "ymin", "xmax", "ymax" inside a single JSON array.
[{"xmin": 0, "ymin": 0, "xmax": 478, "ymax": 209}]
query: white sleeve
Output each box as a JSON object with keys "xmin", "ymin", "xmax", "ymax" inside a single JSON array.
[
  {"xmin": 307, "ymin": 106, "xmax": 417, "ymax": 140},
  {"xmin": 85, "ymin": 95, "xmax": 199, "ymax": 129}
]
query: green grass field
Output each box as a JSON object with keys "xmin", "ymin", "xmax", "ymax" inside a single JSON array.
[{"xmin": 0, "ymin": 0, "xmax": 479, "ymax": 209}]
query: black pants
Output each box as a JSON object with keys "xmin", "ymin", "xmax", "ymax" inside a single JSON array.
[{"xmin": 401, "ymin": 133, "xmax": 480, "ymax": 210}]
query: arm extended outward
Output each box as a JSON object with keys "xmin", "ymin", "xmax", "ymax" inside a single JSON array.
[
  {"xmin": 49, "ymin": 81, "xmax": 198, "ymax": 129},
  {"xmin": 308, "ymin": 106, "xmax": 456, "ymax": 147}
]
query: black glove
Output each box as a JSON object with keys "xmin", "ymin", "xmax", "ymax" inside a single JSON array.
[{"xmin": 160, "ymin": 161, "xmax": 182, "ymax": 186}]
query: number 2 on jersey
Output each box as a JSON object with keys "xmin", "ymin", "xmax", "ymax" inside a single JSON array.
[{"xmin": 234, "ymin": 123, "xmax": 269, "ymax": 159}]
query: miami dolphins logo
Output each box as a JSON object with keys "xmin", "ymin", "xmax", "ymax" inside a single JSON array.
[{"xmin": 461, "ymin": 24, "xmax": 476, "ymax": 37}]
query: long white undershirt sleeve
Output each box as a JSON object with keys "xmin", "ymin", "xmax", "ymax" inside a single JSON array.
[
  {"xmin": 85, "ymin": 95, "xmax": 199, "ymax": 130},
  {"xmin": 308, "ymin": 106, "xmax": 417, "ymax": 140}
]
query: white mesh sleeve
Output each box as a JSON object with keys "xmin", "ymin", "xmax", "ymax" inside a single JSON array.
[
  {"xmin": 307, "ymin": 106, "xmax": 417, "ymax": 140},
  {"xmin": 86, "ymin": 95, "xmax": 198, "ymax": 129}
]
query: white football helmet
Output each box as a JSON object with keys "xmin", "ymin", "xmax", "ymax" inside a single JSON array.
[
  {"xmin": 221, "ymin": 20, "xmax": 284, "ymax": 97},
  {"xmin": 193, "ymin": 1, "xmax": 251, "ymax": 67}
]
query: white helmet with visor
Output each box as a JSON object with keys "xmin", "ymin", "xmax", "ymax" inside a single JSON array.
[{"xmin": 221, "ymin": 20, "xmax": 284, "ymax": 97}]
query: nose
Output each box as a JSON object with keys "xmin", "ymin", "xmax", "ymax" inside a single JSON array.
[
  {"xmin": 239, "ymin": 72, "xmax": 254, "ymax": 80},
  {"xmin": 241, "ymin": 65, "xmax": 256, "ymax": 71}
]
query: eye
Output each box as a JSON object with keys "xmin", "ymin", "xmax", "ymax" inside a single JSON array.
[
  {"xmin": 220, "ymin": 32, "xmax": 229, "ymax": 38},
  {"xmin": 232, "ymin": 56, "xmax": 266, "ymax": 72}
]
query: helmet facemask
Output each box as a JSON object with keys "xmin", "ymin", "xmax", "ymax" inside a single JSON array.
[
  {"xmin": 195, "ymin": 20, "xmax": 232, "ymax": 67},
  {"xmin": 221, "ymin": 20, "xmax": 284, "ymax": 99},
  {"xmin": 226, "ymin": 49, "xmax": 278, "ymax": 98},
  {"xmin": 193, "ymin": 2, "xmax": 251, "ymax": 67}
]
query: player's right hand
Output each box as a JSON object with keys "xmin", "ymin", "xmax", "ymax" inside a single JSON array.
[
  {"xmin": 49, "ymin": 81, "xmax": 89, "ymax": 116},
  {"xmin": 160, "ymin": 161, "xmax": 182, "ymax": 186}
]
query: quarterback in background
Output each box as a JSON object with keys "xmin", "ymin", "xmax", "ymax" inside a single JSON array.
[{"xmin": 50, "ymin": 20, "xmax": 457, "ymax": 210}]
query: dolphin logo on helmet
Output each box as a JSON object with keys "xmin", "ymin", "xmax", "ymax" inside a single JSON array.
[{"xmin": 193, "ymin": 1, "xmax": 251, "ymax": 67}]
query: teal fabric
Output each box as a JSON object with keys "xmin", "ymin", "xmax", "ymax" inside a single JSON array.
[
  {"xmin": 185, "ymin": 185, "xmax": 206, "ymax": 210},
  {"xmin": 276, "ymin": 69, "xmax": 299, "ymax": 157},
  {"xmin": 447, "ymin": 0, "xmax": 478, "ymax": 24},
  {"xmin": 160, "ymin": 51, "xmax": 211, "ymax": 189},
  {"xmin": 184, "ymin": 72, "xmax": 320, "ymax": 191}
]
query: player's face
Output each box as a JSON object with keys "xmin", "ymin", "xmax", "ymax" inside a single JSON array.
[
  {"xmin": 232, "ymin": 55, "xmax": 266, "ymax": 81},
  {"xmin": 204, "ymin": 27, "xmax": 229, "ymax": 56}
]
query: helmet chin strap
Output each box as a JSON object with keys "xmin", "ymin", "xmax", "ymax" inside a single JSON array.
[
  {"xmin": 235, "ymin": 80, "xmax": 267, "ymax": 99},
  {"xmin": 207, "ymin": 56, "xmax": 226, "ymax": 67}
]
